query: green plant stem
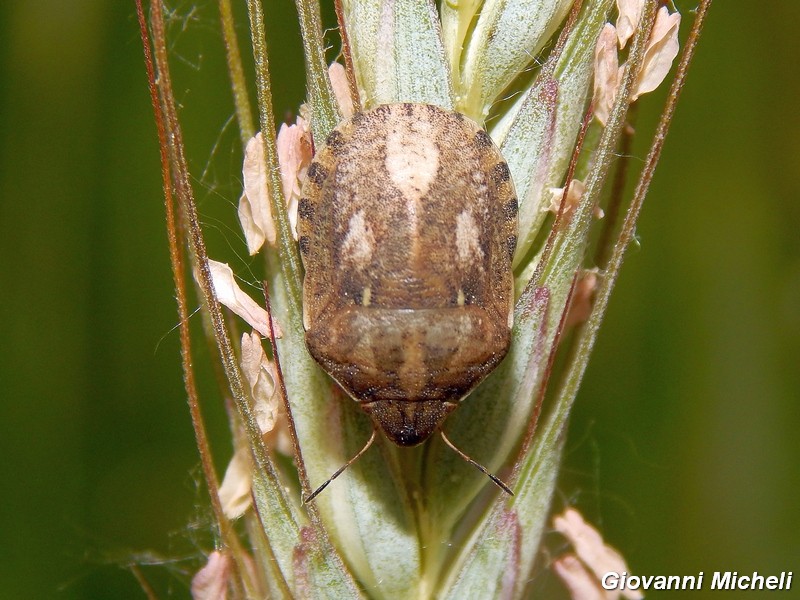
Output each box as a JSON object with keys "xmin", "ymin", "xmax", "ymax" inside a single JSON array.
[
  {"xmin": 245, "ymin": 0, "xmax": 304, "ymax": 315},
  {"xmin": 295, "ymin": 0, "xmax": 341, "ymax": 142},
  {"xmin": 219, "ymin": 0, "xmax": 256, "ymax": 143}
]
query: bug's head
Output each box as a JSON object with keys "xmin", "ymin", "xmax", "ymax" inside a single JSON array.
[{"xmin": 361, "ymin": 398, "xmax": 457, "ymax": 446}]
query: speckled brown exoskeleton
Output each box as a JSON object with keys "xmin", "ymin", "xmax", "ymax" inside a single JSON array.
[{"xmin": 298, "ymin": 103, "xmax": 517, "ymax": 500}]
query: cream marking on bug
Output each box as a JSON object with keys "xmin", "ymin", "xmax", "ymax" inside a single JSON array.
[
  {"xmin": 455, "ymin": 209, "xmax": 484, "ymax": 267},
  {"xmin": 340, "ymin": 209, "xmax": 375, "ymax": 269},
  {"xmin": 362, "ymin": 286, "xmax": 372, "ymax": 307},
  {"xmin": 457, "ymin": 288, "xmax": 465, "ymax": 306},
  {"xmin": 385, "ymin": 119, "xmax": 439, "ymax": 242}
]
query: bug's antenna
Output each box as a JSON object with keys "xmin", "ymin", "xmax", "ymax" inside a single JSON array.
[
  {"xmin": 304, "ymin": 427, "xmax": 378, "ymax": 504},
  {"xmin": 440, "ymin": 430, "xmax": 514, "ymax": 496}
]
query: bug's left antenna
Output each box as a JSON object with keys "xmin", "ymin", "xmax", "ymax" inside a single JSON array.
[{"xmin": 303, "ymin": 427, "xmax": 378, "ymax": 504}]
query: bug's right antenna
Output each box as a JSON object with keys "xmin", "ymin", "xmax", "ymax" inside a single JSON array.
[
  {"xmin": 303, "ymin": 427, "xmax": 378, "ymax": 504},
  {"xmin": 440, "ymin": 430, "xmax": 514, "ymax": 496}
]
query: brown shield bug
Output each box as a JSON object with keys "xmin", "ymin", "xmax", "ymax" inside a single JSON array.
[{"xmin": 297, "ymin": 103, "xmax": 517, "ymax": 500}]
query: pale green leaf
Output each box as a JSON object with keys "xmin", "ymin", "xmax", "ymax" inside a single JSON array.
[
  {"xmin": 438, "ymin": 422, "xmax": 564, "ymax": 600},
  {"xmin": 319, "ymin": 401, "xmax": 421, "ymax": 600},
  {"xmin": 245, "ymin": 2, "xmax": 361, "ymax": 591},
  {"xmin": 292, "ymin": 526, "xmax": 366, "ymax": 599},
  {"xmin": 246, "ymin": 306, "xmax": 364, "ymax": 596},
  {"xmin": 245, "ymin": 512, "xmax": 295, "ymax": 599},
  {"xmin": 512, "ymin": 3, "xmax": 661, "ymax": 591},
  {"xmin": 343, "ymin": 0, "xmax": 454, "ymax": 108},
  {"xmin": 497, "ymin": 0, "xmax": 614, "ymax": 271},
  {"xmin": 497, "ymin": 77, "xmax": 559, "ymax": 270},
  {"xmin": 339, "ymin": 0, "xmax": 382, "ymax": 105},
  {"xmin": 438, "ymin": 509, "xmax": 522, "ymax": 599},
  {"xmin": 440, "ymin": 0, "xmax": 483, "ymax": 84},
  {"xmin": 459, "ymin": 0, "xmax": 572, "ymax": 119}
]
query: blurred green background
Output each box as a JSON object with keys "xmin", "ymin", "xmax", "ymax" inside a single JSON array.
[{"xmin": 1, "ymin": 1, "xmax": 797, "ymax": 598}]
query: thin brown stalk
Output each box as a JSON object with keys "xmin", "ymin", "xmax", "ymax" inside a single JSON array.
[
  {"xmin": 541, "ymin": 0, "xmax": 585, "ymax": 80},
  {"xmin": 136, "ymin": 2, "xmax": 253, "ymax": 597},
  {"xmin": 219, "ymin": 0, "xmax": 256, "ymax": 143},
  {"xmin": 136, "ymin": 0, "xmax": 227, "ymax": 545},
  {"xmin": 333, "ymin": 0, "xmax": 362, "ymax": 112},
  {"xmin": 511, "ymin": 273, "xmax": 579, "ymax": 485},
  {"xmin": 261, "ymin": 279, "xmax": 315, "ymax": 509},
  {"xmin": 129, "ymin": 564, "xmax": 159, "ymax": 600},
  {"xmin": 150, "ymin": 0, "xmax": 292, "ymax": 509},
  {"xmin": 556, "ymin": 0, "xmax": 711, "ymax": 417},
  {"xmin": 527, "ymin": 104, "xmax": 594, "ymax": 293},
  {"xmin": 616, "ymin": 0, "xmax": 712, "ymax": 244},
  {"xmin": 594, "ymin": 105, "xmax": 638, "ymax": 267},
  {"xmin": 555, "ymin": 109, "xmax": 594, "ymax": 231}
]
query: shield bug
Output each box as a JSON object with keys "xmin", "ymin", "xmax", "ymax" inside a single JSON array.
[{"xmin": 297, "ymin": 103, "xmax": 517, "ymax": 500}]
